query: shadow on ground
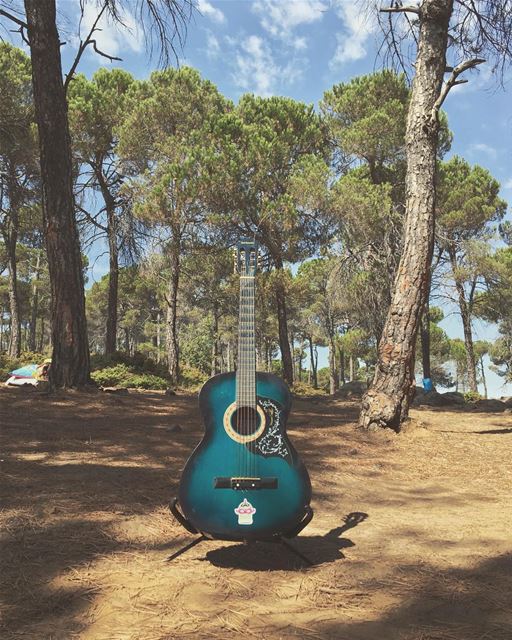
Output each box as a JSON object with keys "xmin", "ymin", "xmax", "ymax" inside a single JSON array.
[
  {"xmin": 201, "ymin": 512, "xmax": 368, "ymax": 570},
  {"xmin": 317, "ymin": 552, "xmax": 512, "ymax": 640}
]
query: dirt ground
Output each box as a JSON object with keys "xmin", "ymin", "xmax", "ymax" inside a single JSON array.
[{"xmin": 0, "ymin": 385, "xmax": 511, "ymax": 640}]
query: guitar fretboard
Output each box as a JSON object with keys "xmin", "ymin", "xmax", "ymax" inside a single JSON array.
[{"xmin": 236, "ymin": 275, "xmax": 256, "ymax": 408}]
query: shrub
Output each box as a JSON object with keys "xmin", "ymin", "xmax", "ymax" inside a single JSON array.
[
  {"xmin": 464, "ymin": 390, "xmax": 482, "ymax": 402},
  {"xmin": 90, "ymin": 364, "xmax": 168, "ymax": 390},
  {"xmin": 90, "ymin": 351, "xmax": 168, "ymax": 378},
  {"xmin": 291, "ymin": 381, "xmax": 327, "ymax": 396},
  {"xmin": 179, "ymin": 364, "xmax": 208, "ymax": 390}
]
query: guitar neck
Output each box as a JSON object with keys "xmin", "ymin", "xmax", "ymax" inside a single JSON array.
[{"xmin": 236, "ymin": 274, "xmax": 256, "ymax": 408}]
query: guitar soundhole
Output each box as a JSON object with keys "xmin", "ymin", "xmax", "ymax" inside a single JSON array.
[{"xmin": 230, "ymin": 406, "xmax": 261, "ymax": 436}]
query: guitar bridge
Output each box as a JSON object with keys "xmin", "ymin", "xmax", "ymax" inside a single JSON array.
[{"xmin": 214, "ymin": 477, "xmax": 278, "ymax": 490}]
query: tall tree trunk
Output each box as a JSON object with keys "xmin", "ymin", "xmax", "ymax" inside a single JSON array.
[
  {"xmin": 297, "ymin": 343, "xmax": 303, "ymax": 382},
  {"xmin": 105, "ymin": 202, "xmax": 119, "ymax": 355},
  {"xmin": 328, "ymin": 334, "xmax": 338, "ymax": 395},
  {"xmin": 349, "ymin": 355, "xmax": 354, "ymax": 382},
  {"xmin": 28, "ymin": 250, "xmax": 41, "ymax": 352},
  {"xmin": 39, "ymin": 317, "xmax": 45, "ymax": 352},
  {"xmin": 338, "ymin": 346, "xmax": 345, "ymax": 385},
  {"xmin": 308, "ymin": 336, "xmax": 318, "ymax": 389},
  {"xmin": 420, "ymin": 302, "xmax": 432, "ymax": 382},
  {"xmin": 211, "ymin": 309, "xmax": 219, "ymax": 377},
  {"xmin": 5, "ymin": 223, "xmax": 20, "ymax": 358},
  {"xmin": 4, "ymin": 167, "xmax": 21, "ymax": 358},
  {"xmin": 165, "ymin": 237, "xmax": 180, "ymax": 386},
  {"xmin": 480, "ymin": 356, "xmax": 487, "ymax": 399},
  {"xmin": 448, "ymin": 248, "xmax": 478, "ymax": 392},
  {"xmin": 156, "ymin": 311, "xmax": 161, "ymax": 363},
  {"xmin": 359, "ymin": 0, "xmax": 453, "ymax": 431},
  {"xmin": 227, "ymin": 340, "xmax": 232, "ymax": 372},
  {"xmin": 290, "ymin": 331, "xmax": 296, "ymax": 380},
  {"xmin": 24, "ymin": 0, "xmax": 90, "ymax": 387},
  {"xmin": 274, "ymin": 262, "xmax": 293, "ymax": 386}
]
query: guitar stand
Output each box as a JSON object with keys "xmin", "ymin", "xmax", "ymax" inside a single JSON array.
[{"xmin": 168, "ymin": 498, "xmax": 314, "ymax": 566}]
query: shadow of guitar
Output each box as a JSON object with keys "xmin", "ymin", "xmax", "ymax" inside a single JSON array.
[{"xmin": 203, "ymin": 511, "xmax": 369, "ymax": 571}]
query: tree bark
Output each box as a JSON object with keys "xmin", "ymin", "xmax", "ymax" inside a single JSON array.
[
  {"xmin": 39, "ymin": 316, "xmax": 45, "ymax": 352},
  {"xmin": 297, "ymin": 343, "xmax": 303, "ymax": 382},
  {"xmin": 448, "ymin": 247, "xmax": 478, "ymax": 392},
  {"xmin": 349, "ymin": 355, "xmax": 354, "ymax": 382},
  {"xmin": 290, "ymin": 331, "xmax": 296, "ymax": 380},
  {"xmin": 480, "ymin": 356, "xmax": 487, "ymax": 399},
  {"xmin": 28, "ymin": 250, "xmax": 41, "ymax": 352},
  {"xmin": 328, "ymin": 335, "xmax": 338, "ymax": 395},
  {"xmin": 24, "ymin": 0, "xmax": 90, "ymax": 387},
  {"xmin": 156, "ymin": 311, "xmax": 161, "ymax": 363},
  {"xmin": 3, "ymin": 166, "xmax": 21, "ymax": 358},
  {"xmin": 211, "ymin": 309, "xmax": 220, "ymax": 377},
  {"xmin": 420, "ymin": 302, "xmax": 432, "ymax": 381},
  {"xmin": 273, "ymin": 262, "xmax": 293, "ymax": 386},
  {"xmin": 308, "ymin": 336, "xmax": 318, "ymax": 388},
  {"xmin": 359, "ymin": 0, "xmax": 453, "ymax": 431},
  {"xmin": 338, "ymin": 345, "xmax": 345, "ymax": 386},
  {"xmin": 4, "ymin": 221, "xmax": 20, "ymax": 358},
  {"xmin": 104, "ymin": 192, "xmax": 119, "ymax": 355},
  {"xmin": 165, "ymin": 236, "xmax": 180, "ymax": 386}
]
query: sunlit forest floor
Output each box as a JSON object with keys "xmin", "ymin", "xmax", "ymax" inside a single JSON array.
[{"xmin": 1, "ymin": 386, "xmax": 511, "ymax": 640}]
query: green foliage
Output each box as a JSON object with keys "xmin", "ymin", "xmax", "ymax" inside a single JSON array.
[
  {"xmin": 321, "ymin": 71, "xmax": 409, "ymax": 173},
  {"xmin": 316, "ymin": 367, "xmax": 331, "ymax": 391},
  {"xmin": 89, "ymin": 351, "xmax": 207, "ymax": 389},
  {"xmin": 488, "ymin": 334, "xmax": 512, "ymax": 381},
  {"xmin": 68, "ymin": 68, "xmax": 135, "ymax": 159},
  {"xmin": 437, "ymin": 157, "xmax": 507, "ymax": 240},
  {"xmin": 203, "ymin": 94, "xmax": 330, "ymax": 265},
  {"xmin": 0, "ymin": 42, "xmax": 36, "ymax": 160},
  {"xmin": 91, "ymin": 364, "xmax": 168, "ymax": 390},
  {"xmin": 90, "ymin": 350, "xmax": 168, "ymax": 377},
  {"xmin": 331, "ymin": 172, "xmax": 394, "ymax": 245},
  {"xmin": 180, "ymin": 316, "xmax": 213, "ymax": 375},
  {"xmin": 291, "ymin": 381, "xmax": 327, "ymax": 396},
  {"xmin": 179, "ymin": 363, "xmax": 208, "ymax": 389},
  {"xmin": 463, "ymin": 390, "xmax": 482, "ymax": 402}
]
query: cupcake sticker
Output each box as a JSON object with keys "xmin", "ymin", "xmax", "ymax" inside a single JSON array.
[{"xmin": 234, "ymin": 498, "xmax": 256, "ymax": 525}]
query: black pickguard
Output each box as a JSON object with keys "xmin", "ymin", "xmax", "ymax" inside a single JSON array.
[{"xmin": 247, "ymin": 397, "xmax": 292, "ymax": 463}]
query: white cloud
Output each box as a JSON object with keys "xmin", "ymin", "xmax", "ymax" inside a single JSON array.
[
  {"xmin": 503, "ymin": 178, "xmax": 512, "ymax": 190},
  {"xmin": 205, "ymin": 30, "xmax": 220, "ymax": 58},
  {"xmin": 252, "ymin": 0, "xmax": 326, "ymax": 46},
  {"xmin": 197, "ymin": 0, "xmax": 226, "ymax": 25},
  {"xmin": 468, "ymin": 143, "xmax": 498, "ymax": 160},
  {"xmin": 80, "ymin": 3, "xmax": 143, "ymax": 58},
  {"xmin": 232, "ymin": 35, "xmax": 302, "ymax": 96},
  {"xmin": 329, "ymin": 0, "xmax": 375, "ymax": 68},
  {"xmin": 293, "ymin": 36, "xmax": 308, "ymax": 51}
]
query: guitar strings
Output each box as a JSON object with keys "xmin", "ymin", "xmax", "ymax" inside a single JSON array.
[{"xmin": 236, "ymin": 247, "xmax": 257, "ymax": 484}]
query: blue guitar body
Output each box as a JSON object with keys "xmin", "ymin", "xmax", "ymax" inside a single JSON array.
[{"xmin": 178, "ymin": 372, "xmax": 312, "ymax": 541}]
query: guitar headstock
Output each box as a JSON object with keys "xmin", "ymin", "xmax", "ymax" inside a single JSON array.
[{"xmin": 234, "ymin": 238, "xmax": 258, "ymax": 277}]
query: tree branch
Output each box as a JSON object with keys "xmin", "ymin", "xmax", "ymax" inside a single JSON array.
[
  {"xmin": 89, "ymin": 39, "xmax": 122, "ymax": 62},
  {"xmin": 64, "ymin": 2, "xmax": 121, "ymax": 94},
  {"xmin": 380, "ymin": 5, "xmax": 420, "ymax": 16},
  {"xmin": 0, "ymin": 8, "xmax": 28, "ymax": 29},
  {"xmin": 433, "ymin": 58, "xmax": 486, "ymax": 115}
]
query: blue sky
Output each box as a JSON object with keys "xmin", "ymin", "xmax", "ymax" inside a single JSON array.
[{"xmin": 51, "ymin": 0, "xmax": 511, "ymax": 395}]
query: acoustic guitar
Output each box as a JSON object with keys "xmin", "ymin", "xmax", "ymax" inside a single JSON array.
[{"xmin": 174, "ymin": 239, "xmax": 312, "ymax": 541}]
